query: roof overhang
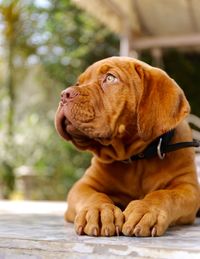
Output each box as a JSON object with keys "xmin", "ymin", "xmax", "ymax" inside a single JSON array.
[{"xmin": 72, "ymin": 0, "xmax": 200, "ymax": 50}]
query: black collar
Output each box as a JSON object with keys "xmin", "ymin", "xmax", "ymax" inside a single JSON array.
[{"xmin": 122, "ymin": 129, "xmax": 200, "ymax": 163}]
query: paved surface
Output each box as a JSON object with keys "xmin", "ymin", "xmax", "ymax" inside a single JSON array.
[{"xmin": 0, "ymin": 200, "xmax": 200, "ymax": 259}]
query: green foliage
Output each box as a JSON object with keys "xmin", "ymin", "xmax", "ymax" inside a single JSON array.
[
  {"xmin": 30, "ymin": 0, "xmax": 119, "ymax": 87},
  {"xmin": 0, "ymin": 161, "xmax": 15, "ymax": 199},
  {"xmin": 0, "ymin": 0, "xmax": 118, "ymax": 199}
]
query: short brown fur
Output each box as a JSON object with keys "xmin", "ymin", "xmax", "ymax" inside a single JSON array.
[{"xmin": 55, "ymin": 57, "xmax": 200, "ymax": 237}]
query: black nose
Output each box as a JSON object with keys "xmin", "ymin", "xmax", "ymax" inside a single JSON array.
[{"xmin": 60, "ymin": 87, "xmax": 79, "ymax": 104}]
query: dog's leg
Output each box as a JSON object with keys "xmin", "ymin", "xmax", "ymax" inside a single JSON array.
[
  {"xmin": 65, "ymin": 179, "xmax": 124, "ymax": 236},
  {"xmin": 122, "ymin": 184, "xmax": 199, "ymax": 237}
]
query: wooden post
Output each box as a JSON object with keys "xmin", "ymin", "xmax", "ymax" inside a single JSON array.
[
  {"xmin": 151, "ymin": 48, "xmax": 164, "ymax": 68},
  {"xmin": 120, "ymin": 34, "xmax": 130, "ymax": 56}
]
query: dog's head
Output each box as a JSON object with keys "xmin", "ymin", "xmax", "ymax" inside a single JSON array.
[{"xmin": 55, "ymin": 57, "xmax": 190, "ymax": 160}]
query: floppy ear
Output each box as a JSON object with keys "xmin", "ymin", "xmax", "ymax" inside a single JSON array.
[{"xmin": 136, "ymin": 65, "xmax": 190, "ymax": 141}]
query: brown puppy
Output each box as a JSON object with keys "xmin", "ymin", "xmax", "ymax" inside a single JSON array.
[{"xmin": 55, "ymin": 57, "xmax": 200, "ymax": 237}]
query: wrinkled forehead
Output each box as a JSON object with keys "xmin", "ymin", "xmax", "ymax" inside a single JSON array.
[{"xmin": 77, "ymin": 57, "xmax": 135, "ymax": 83}]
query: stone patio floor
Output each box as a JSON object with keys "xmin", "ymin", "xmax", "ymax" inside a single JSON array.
[{"xmin": 0, "ymin": 200, "xmax": 200, "ymax": 259}]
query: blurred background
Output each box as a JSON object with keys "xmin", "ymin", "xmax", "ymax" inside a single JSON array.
[{"xmin": 0, "ymin": 0, "xmax": 200, "ymax": 201}]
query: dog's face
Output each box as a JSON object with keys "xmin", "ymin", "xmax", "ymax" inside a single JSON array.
[
  {"xmin": 55, "ymin": 57, "xmax": 140, "ymax": 148},
  {"xmin": 55, "ymin": 57, "xmax": 190, "ymax": 155}
]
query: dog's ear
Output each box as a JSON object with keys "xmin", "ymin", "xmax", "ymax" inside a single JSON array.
[{"xmin": 135, "ymin": 64, "xmax": 190, "ymax": 141}]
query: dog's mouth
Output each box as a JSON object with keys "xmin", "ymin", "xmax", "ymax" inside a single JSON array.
[
  {"xmin": 61, "ymin": 116, "xmax": 84, "ymax": 139},
  {"xmin": 55, "ymin": 107, "xmax": 86, "ymax": 140},
  {"xmin": 55, "ymin": 103, "xmax": 115, "ymax": 147}
]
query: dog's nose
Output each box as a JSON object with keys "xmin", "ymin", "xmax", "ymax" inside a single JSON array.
[{"xmin": 61, "ymin": 87, "xmax": 79, "ymax": 103}]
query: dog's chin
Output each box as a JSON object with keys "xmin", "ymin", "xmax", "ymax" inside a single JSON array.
[
  {"xmin": 63, "ymin": 117, "xmax": 81, "ymax": 137},
  {"xmin": 56, "ymin": 111, "xmax": 113, "ymax": 148},
  {"xmin": 61, "ymin": 116, "xmax": 90, "ymax": 145},
  {"xmin": 55, "ymin": 109, "xmax": 85, "ymax": 143}
]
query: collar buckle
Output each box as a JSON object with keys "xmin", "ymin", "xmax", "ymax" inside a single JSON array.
[
  {"xmin": 122, "ymin": 157, "xmax": 133, "ymax": 164},
  {"xmin": 157, "ymin": 138, "xmax": 166, "ymax": 159}
]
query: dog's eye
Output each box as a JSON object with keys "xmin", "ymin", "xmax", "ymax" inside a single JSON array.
[{"xmin": 105, "ymin": 74, "xmax": 118, "ymax": 84}]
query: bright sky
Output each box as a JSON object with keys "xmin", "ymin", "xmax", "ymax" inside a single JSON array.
[
  {"xmin": 34, "ymin": 0, "xmax": 51, "ymax": 8},
  {"xmin": 0, "ymin": 0, "xmax": 51, "ymax": 8}
]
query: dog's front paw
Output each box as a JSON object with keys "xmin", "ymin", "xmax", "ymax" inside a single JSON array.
[
  {"xmin": 74, "ymin": 203, "xmax": 124, "ymax": 236},
  {"xmin": 122, "ymin": 200, "xmax": 169, "ymax": 237}
]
